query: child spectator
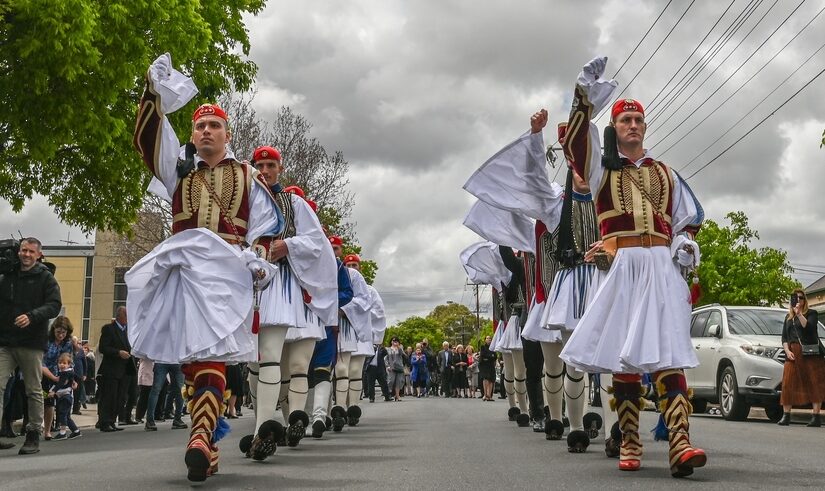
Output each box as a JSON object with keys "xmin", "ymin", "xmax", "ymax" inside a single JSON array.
[{"xmin": 49, "ymin": 353, "xmax": 82, "ymax": 440}]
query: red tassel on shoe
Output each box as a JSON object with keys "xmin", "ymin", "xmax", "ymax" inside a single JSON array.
[
  {"xmin": 252, "ymin": 308, "xmax": 260, "ymax": 334},
  {"xmin": 690, "ymin": 276, "xmax": 701, "ymax": 305}
]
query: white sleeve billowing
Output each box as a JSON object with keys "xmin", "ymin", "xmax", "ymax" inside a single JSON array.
[
  {"xmin": 145, "ymin": 53, "xmax": 198, "ymax": 199},
  {"xmin": 284, "ymin": 195, "xmax": 338, "ymax": 326},
  {"xmin": 669, "ymin": 169, "xmax": 702, "ymax": 235},
  {"xmin": 460, "ymin": 241, "xmax": 512, "ymax": 287},
  {"xmin": 463, "ymin": 200, "xmax": 536, "ymax": 253},
  {"xmin": 246, "ymin": 179, "xmax": 284, "ymax": 245},
  {"xmin": 463, "ymin": 131, "xmax": 563, "ymax": 227},
  {"xmin": 341, "ymin": 268, "xmax": 373, "ymax": 342},
  {"xmin": 368, "ymin": 286, "xmax": 387, "ymax": 345}
]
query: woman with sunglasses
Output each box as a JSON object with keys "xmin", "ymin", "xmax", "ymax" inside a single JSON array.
[{"xmin": 779, "ymin": 289, "xmax": 825, "ymax": 427}]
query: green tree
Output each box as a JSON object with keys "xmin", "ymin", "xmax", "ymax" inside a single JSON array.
[
  {"xmin": 384, "ymin": 316, "xmax": 445, "ymax": 350},
  {"xmin": 695, "ymin": 211, "xmax": 799, "ymax": 306},
  {"xmin": 1, "ymin": 0, "xmax": 265, "ymax": 233},
  {"xmin": 469, "ymin": 320, "xmax": 495, "ymax": 352},
  {"xmin": 427, "ymin": 302, "xmax": 478, "ymax": 344}
]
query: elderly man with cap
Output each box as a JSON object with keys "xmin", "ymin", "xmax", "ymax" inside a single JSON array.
[
  {"xmin": 559, "ymin": 56, "xmax": 704, "ymax": 478},
  {"xmin": 131, "ymin": 54, "xmax": 285, "ymax": 481},
  {"xmin": 237, "ymin": 149, "xmax": 337, "ymax": 457}
]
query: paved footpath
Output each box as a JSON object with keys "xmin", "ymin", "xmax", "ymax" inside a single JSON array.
[{"xmin": 1, "ymin": 396, "xmax": 824, "ymax": 490}]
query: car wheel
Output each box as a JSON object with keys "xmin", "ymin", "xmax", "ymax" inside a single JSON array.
[
  {"xmin": 764, "ymin": 403, "xmax": 784, "ymax": 423},
  {"xmin": 692, "ymin": 398, "xmax": 708, "ymax": 414},
  {"xmin": 718, "ymin": 366, "xmax": 750, "ymax": 421}
]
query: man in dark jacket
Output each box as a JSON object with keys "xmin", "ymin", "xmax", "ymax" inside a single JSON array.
[
  {"xmin": 0, "ymin": 238, "xmax": 62, "ymax": 454},
  {"xmin": 96, "ymin": 306, "xmax": 137, "ymax": 432},
  {"xmin": 437, "ymin": 342, "xmax": 454, "ymax": 397},
  {"xmin": 364, "ymin": 344, "xmax": 390, "ymax": 402}
]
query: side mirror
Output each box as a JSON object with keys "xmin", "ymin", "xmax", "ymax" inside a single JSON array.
[{"xmin": 707, "ymin": 324, "xmax": 720, "ymax": 338}]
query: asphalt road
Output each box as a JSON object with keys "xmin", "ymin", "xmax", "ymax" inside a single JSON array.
[{"xmin": 1, "ymin": 397, "xmax": 823, "ymax": 490}]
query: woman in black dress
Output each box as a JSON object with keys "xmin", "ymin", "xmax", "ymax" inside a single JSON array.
[
  {"xmin": 778, "ymin": 289, "xmax": 825, "ymax": 427},
  {"xmin": 452, "ymin": 345, "xmax": 470, "ymax": 397},
  {"xmin": 478, "ymin": 336, "xmax": 496, "ymax": 401}
]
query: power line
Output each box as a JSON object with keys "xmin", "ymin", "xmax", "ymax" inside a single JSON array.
[
  {"xmin": 608, "ymin": 0, "xmax": 675, "ymax": 79},
  {"xmin": 685, "ymin": 64, "xmax": 825, "ymax": 179},
  {"xmin": 677, "ymin": 40, "xmax": 825, "ymax": 173},
  {"xmin": 648, "ymin": 0, "xmax": 806, "ymax": 142},
  {"xmin": 648, "ymin": 0, "xmax": 764, "ymax": 119},
  {"xmin": 654, "ymin": 2, "xmax": 825, "ymax": 157},
  {"xmin": 646, "ymin": 0, "xmax": 738, "ymax": 110},
  {"xmin": 793, "ymin": 267, "xmax": 825, "ymax": 275},
  {"xmin": 648, "ymin": 0, "xmax": 780, "ymax": 129},
  {"xmin": 594, "ymin": 0, "xmax": 697, "ymax": 122}
]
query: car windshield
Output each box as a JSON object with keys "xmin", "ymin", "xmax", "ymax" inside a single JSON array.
[
  {"xmin": 727, "ymin": 310, "xmax": 786, "ymax": 336},
  {"xmin": 726, "ymin": 309, "xmax": 825, "ymax": 337}
]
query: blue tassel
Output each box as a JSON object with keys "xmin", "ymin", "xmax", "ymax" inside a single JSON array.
[
  {"xmin": 212, "ymin": 417, "xmax": 231, "ymax": 443},
  {"xmin": 652, "ymin": 414, "xmax": 668, "ymax": 441}
]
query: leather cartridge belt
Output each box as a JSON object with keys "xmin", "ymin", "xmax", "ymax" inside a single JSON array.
[{"xmin": 615, "ymin": 234, "xmax": 670, "ymax": 249}]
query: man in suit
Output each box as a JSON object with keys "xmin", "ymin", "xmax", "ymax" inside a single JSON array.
[
  {"xmin": 363, "ymin": 343, "xmax": 390, "ymax": 402},
  {"xmin": 96, "ymin": 306, "xmax": 137, "ymax": 432},
  {"xmin": 437, "ymin": 342, "xmax": 453, "ymax": 398}
]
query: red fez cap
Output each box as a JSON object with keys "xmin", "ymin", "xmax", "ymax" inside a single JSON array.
[
  {"xmin": 344, "ymin": 254, "xmax": 361, "ymax": 264},
  {"xmin": 611, "ymin": 99, "xmax": 644, "ymax": 121},
  {"xmin": 253, "ymin": 146, "xmax": 281, "ymax": 162},
  {"xmin": 328, "ymin": 236, "xmax": 343, "ymax": 247},
  {"xmin": 192, "ymin": 104, "xmax": 229, "ymax": 122},
  {"xmin": 283, "ymin": 186, "xmax": 305, "ymax": 198},
  {"xmin": 306, "ymin": 199, "xmax": 318, "ymax": 213},
  {"xmin": 557, "ymin": 122, "xmax": 568, "ymax": 140}
]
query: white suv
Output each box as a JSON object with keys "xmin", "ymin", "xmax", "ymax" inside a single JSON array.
[{"xmin": 685, "ymin": 305, "xmax": 825, "ymax": 422}]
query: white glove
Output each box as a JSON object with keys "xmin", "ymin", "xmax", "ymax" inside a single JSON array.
[
  {"xmin": 578, "ymin": 56, "xmax": 608, "ymax": 85},
  {"xmin": 148, "ymin": 53, "xmax": 172, "ymax": 84},
  {"xmin": 145, "ymin": 52, "xmax": 198, "ymax": 114},
  {"xmin": 671, "ymin": 235, "xmax": 700, "ymax": 268},
  {"xmin": 676, "ymin": 249, "xmax": 694, "ymax": 267},
  {"xmin": 241, "ymin": 249, "xmax": 273, "ymax": 288}
]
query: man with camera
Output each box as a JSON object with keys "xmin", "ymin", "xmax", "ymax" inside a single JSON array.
[{"xmin": 0, "ymin": 238, "xmax": 62, "ymax": 454}]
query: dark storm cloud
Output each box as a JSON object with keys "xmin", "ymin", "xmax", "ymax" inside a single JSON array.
[
  {"xmin": 239, "ymin": 0, "xmax": 825, "ymax": 322},
  {"xmin": 6, "ymin": 1, "xmax": 825, "ymax": 325}
]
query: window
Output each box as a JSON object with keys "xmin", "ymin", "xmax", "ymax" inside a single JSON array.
[
  {"xmin": 690, "ymin": 311, "xmax": 710, "ymax": 338},
  {"xmin": 113, "ymin": 266, "xmax": 128, "ymax": 316},
  {"xmin": 82, "ymin": 257, "xmax": 94, "ymax": 340},
  {"xmin": 705, "ymin": 311, "xmax": 723, "ymax": 337},
  {"xmin": 726, "ymin": 309, "xmax": 785, "ymax": 336}
]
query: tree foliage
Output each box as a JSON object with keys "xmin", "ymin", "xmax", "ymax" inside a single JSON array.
[
  {"xmin": 1, "ymin": 0, "xmax": 265, "ymax": 233},
  {"xmin": 386, "ymin": 302, "xmax": 492, "ymax": 349},
  {"xmin": 427, "ymin": 302, "xmax": 480, "ymax": 343},
  {"xmin": 384, "ymin": 316, "xmax": 444, "ymax": 351},
  {"xmin": 695, "ymin": 211, "xmax": 799, "ymax": 307}
]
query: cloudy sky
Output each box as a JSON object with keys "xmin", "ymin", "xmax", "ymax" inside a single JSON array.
[{"xmin": 4, "ymin": 0, "xmax": 825, "ymax": 325}]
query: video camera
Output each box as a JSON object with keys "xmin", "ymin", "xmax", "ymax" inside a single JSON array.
[{"xmin": 0, "ymin": 239, "xmax": 20, "ymax": 274}]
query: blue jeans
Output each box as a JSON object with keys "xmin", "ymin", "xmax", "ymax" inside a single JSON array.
[{"xmin": 146, "ymin": 363, "xmax": 184, "ymax": 423}]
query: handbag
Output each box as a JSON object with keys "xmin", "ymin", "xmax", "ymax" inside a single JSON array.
[{"xmin": 796, "ymin": 332, "xmax": 822, "ymax": 357}]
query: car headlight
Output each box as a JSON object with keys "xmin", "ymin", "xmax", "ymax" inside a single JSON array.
[{"xmin": 740, "ymin": 344, "xmax": 779, "ymax": 359}]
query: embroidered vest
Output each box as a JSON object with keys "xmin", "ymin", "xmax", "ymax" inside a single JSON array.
[
  {"xmin": 171, "ymin": 161, "xmax": 255, "ymax": 243},
  {"xmin": 595, "ymin": 160, "xmax": 674, "ymax": 240}
]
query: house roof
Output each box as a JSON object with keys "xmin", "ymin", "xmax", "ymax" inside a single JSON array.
[{"xmin": 805, "ymin": 274, "xmax": 825, "ymax": 294}]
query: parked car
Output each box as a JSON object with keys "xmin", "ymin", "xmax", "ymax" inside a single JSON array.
[{"xmin": 686, "ymin": 305, "xmax": 825, "ymax": 422}]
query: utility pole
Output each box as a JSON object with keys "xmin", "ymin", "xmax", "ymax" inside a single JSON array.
[{"xmin": 475, "ymin": 283, "xmax": 480, "ymax": 335}]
